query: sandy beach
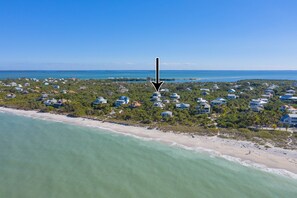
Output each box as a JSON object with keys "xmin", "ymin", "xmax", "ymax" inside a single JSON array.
[{"xmin": 1, "ymin": 107, "xmax": 297, "ymax": 178}]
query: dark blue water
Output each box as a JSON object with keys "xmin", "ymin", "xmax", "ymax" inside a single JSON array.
[{"xmin": 0, "ymin": 70, "xmax": 297, "ymax": 82}]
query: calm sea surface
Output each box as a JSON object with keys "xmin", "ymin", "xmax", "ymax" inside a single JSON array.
[
  {"xmin": 0, "ymin": 70, "xmax": 297, "ymax": 82},
  {"xmin": 0, "ymin": 112, "xmax": 297, "ymax": 198}
]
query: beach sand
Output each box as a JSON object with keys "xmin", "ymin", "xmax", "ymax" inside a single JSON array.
[{"xmin": 1, "ymin": 107, "xmax": 297, "ymax": 177}]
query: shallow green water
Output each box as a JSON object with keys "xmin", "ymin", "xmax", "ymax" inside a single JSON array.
[{"xmin": 0, "ymin": 112, "xmax": 297, "ymax": 198}]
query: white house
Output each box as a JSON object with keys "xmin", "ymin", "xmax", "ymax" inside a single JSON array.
[
  {"xmin": 176, "ymin": 103, "xmax": 190, "ymax": 109},
  {"xmin": 227, "ymin": 94, "xmax": 237, "ymax": 100},
  {"xmin": 213, "ymin": 84, "xmax": 219, "ymax": 90},
  {"xmin": 286, "ymin": 89, "xmax": 296, "ymax": 94},
  {"xmin": 93, "ymin": 97, "xmax": 107, "ymax": 105},
  {"xmin": 44, "ymin": 98, "xmax": 57, "ymax": 106},
  {"xmin": 211, "ymin": 98, "xmax": 227, "ymax": 106},
  {"xmin": 6, "ymin": 93, "xmax": 16, "ymax": 99},
  {"xmin": 161, "ymin": 111, "xmax": 173, "ymax": 118},
  {"xmin": 280, "ymin": 114, "xmax": 297, "ymax": 126},
  {"xmin": 249, "ymin": 98, "xmax": 268, "ymax": 112},
  {"xmin": 170, "ymin": 93, "xmax": 180, "ymax": 99},
  {"xmin": 114, "ymin": 96, "xmax": 129, "ymax": 107},
  {"xmin": 153, "ymin": 102, "xmax": 165, "ymax": 108},
  {"xmin": 197, "ymin": 98, "xmax": 207, "ymax": 103}
]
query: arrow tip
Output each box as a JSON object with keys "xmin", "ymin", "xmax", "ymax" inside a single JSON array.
[{"xmin": 151, "ymin": 81, "xmax": 164, "ymax": 92}]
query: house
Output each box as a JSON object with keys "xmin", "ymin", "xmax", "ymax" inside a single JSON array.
[
  {"xmin": 38, "ymin": 93, "xmax": 48, "ymax": 101},
  {"xmin": 200, "ymin": 88, "xmax": 210, "ymax": 92},
  {"xmin": 150, "ymin": 92, "xmax": 162, "ymax": 102},
  {"xmin": 280, "ymin": 105, "xmax": 297, "ymax": 114},
  {"xmin": 153, "ymin": 102, "xmax": 165, "ymax": 108},
  {"xmin": 22, "ymin": 90, "xmax": 29, "ymax": 94},
  {"xmin": 161, "ymin": 111, "xmax": 173, "ymax": 118},
  {"xmin": 176, "ymin": 103, "xmax": 190, "ymax": 109},
  {"xmin": 119, "ymin": 85, "xmax": 129, "ymax": 93},
  {"xmin": 15, "ymin": 87, "xmax": 23, "ymax": 92},
  {"xmin": 249, "ymin": 99, "xmax": 267, "ymax": 112},
  {"xmin": 170, "ymin": 93, "xmax": 180, "ymax": 99},
  {"xmin": 171, "ymin": 99, "xmax": 180, "ymax": 103},
  {"xmin": 202, "ymin": 91, "xmax": 209, "ymax": 96},
  {"xmin": 279, "ymin": 94, "xmax": 297, "ymax": 102},
  {"xmin": 250, "ymin": 98, "xmax": 268, "ymax": 106},
  {"xmin": 227, "ymin": 94, "xmax": 237, "ymax": 100},
  {"xmin": 114, "ymin": 96, "xmax": 129, "ymax": 107},
  {"xmin": 211, "ymin": 98, "xmax": 227, "ymax": 106},
  {"xmin": 163, "ymin": 99, "xmax": 170, "ymax": 104},
  {"xmin": 250, "ymin": 105, "xmax": 264, "ymax": 112},
  {"xmin": 6, "ymin": 93, "xmax": 16, "ymax": 99},
  {"xmin": 53, "ymin": 99, "xmax": 64, "ymax": 108},
  {"xmin": 213, "ymin": 84, "xmax": 219, "ymax": 90},
  {"xmin": 53, "ymin": 85, "xmax": 60, "ymax": 89},
  {"xmin": 196, "ymin": 103, "xmax": 211, "ymax": 114},
  {"xmin": 261, "ymin": 93, "xmax": 272, "ymax": 99},
  {"xmin": 160, "ymin": 88, "xmax": 169, "ymax": 92},
  {"xmin": 150, "ymin": 96, "xmax": 162, "ymax": 102},
  {"xmin": 197, "ymin": 98, "xmax": 207, "ymax": 103},
  {"xmin": 24, "ymin": 83, "xmax": 30, "ymax": 87},
  {"xmin": 292, "ymin": 82, "xmax": 297, "ymax": 87},
  {"xmin": 152, "ymin": 92, "xmax": 161, "ymax": 97},
  {"xmin": 280, "ymin": 114, "xmax": 297, "ymax": 126},
  {"xmin": 130, "ymin": 101, "xmax": 141, "ymax": 108},
  {"xmin": 228, "ymin": 89, "xmax": 236, "ymax": 93},
  {"xmin": 44, "ymin": 82, "xmax": 49, "ymax": 86},
  {"xmin": 286, "ymin": 89, "xmax": 296, "ymax": 94},
  {"xmin": 44, "ymin": 98, "xmax": 58, "ymax": 106},
  {"xmin": 10, "ymin": 82, "xmax": 17, "ymax": 87},
  {"xmin": 61, "ymin": 90, "xmax": 67, "ymax": 94},
  {"xmin": 93, "ymin": 97, "xmax": 107, "ymax": 105}
]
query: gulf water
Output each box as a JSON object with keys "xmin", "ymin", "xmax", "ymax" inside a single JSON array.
[
  {"xmin": 0, "ymin": 112, "xmax": 297, "ymax": 198},
  {"xmin": 1, "ymin": 70, "xmax": 297, "ymax": 82}
]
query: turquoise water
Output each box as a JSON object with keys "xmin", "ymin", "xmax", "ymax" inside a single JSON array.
[
  {"xmin": 0, "ymin": 112, "xmax": 297, "ymax": 198},
  {"xmin": 1, "ymin": 70, "xmax": 297, "ymax": 82}
]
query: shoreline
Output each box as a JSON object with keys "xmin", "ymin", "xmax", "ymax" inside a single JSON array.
[{"xmin": 1, "ymin": 107, "xmax": 297, "ymax": 178}]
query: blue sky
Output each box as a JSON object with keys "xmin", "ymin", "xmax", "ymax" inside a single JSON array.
[{"xmin": 0, "ymin": 0, "xmax": 296, "ymax": 70}]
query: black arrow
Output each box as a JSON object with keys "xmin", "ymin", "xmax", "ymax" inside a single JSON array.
[{"xmin": 151, "ymin": 57, "xmax": 164, "ymax": 92}]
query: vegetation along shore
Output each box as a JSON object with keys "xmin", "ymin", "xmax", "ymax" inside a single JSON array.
[{"xmin": 1, "ymin": 78, "xmax": 297, "ymax": 150}]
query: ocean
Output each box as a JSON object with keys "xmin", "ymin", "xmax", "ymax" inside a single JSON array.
[
  {"xmin": 0, "ymin": 112, "xmax": 297, "ymax": 198},
  {"xmin": 0, "ymin": 70, "xmax": 297, "ymax": 82}
]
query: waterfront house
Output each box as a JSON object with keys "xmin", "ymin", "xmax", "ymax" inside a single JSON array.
[
  {"xmin": 93, "ymin": 97, "xmax": 107, "ymax": 105},
  {"xmin": 161, "ymin": 111, "xmax": 173, "ymax": 118},
  {"xmin": 176, "ymin": 103, "xmax": 190, "ymax": 109},
  {"xmin": 44, "ymin": 98, "xmax": 57, "ymax": 106},
  {"xmin": 280, "ymin": 114, "xmax": 297, "ymax": 126},
  {"xmin": 211, "ymin": 98, "xmax": 227, "ymax": 106}
]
